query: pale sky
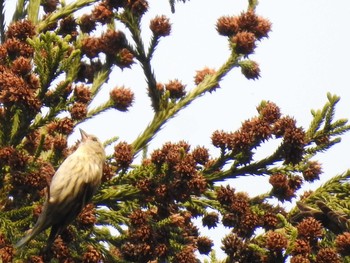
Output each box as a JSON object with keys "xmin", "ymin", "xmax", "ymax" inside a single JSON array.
[
  {"xmin": 81, "ymin": 0, "xmax": 350, "ymax": 194},
  {"xmin": 4, "ymin": 0, "xmax": 349, "ymax": 186},
  {"xmin": 86, "ymin": 2, "xmax": 350, "ymax": 258}
]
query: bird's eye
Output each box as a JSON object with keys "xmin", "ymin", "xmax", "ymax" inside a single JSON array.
[{"xmin": 92, "ymin": 137, "xmax": 98, "ymax": 141}]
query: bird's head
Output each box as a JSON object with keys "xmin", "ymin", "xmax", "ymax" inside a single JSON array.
[
  {"xmin": 80, "ymin": 129, "xmax": 98, "ymax": 142},
  {"xmin": 79, "ymin": 129, "xmax": 105, "ymax": 158}
]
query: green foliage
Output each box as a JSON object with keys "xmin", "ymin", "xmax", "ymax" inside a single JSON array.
[
  {"xmin": 12, "ymin": 0, "xmax": 27, "ymax": 22},
  {"xmin": 27, "ymin": 0, "xmax": 40, "ymax": 24},
  {"xmin": 0, "ymin": 0, "xmax": 349, "ymax": 262},
  {"xmin": 29, "ymin": 32, "xmax": 72, "ymax": 91}
]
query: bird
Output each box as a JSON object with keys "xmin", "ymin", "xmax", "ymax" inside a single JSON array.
[
  {"xmin": 292, "ymin": 201, "xmax": 350, "ymax": 234},
  {"xmin": 15, "ymin": 129, "xmax": 105, "ymax": 248}
]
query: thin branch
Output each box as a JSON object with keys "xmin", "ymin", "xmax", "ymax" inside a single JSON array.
[
  {"xmin": 132, "ymin": 53, "xmax": 240, "ymax": 154},
  {"xmin": 37, "ymin": 0, "xmax": 97, "ymax": 32},
  {"xmin": 27, "ymin": 0, "xmax": 40, "ymax": 24},
  {"xmin": 12, "ymin": 0, "xmax": 27, "ymax": 22}
]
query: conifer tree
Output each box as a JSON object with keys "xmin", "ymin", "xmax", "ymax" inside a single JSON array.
[{"xmin": 0, "ymin": 0, "xmax": 350, "ymax": 262}]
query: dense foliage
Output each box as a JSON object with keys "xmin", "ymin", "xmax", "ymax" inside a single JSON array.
[{"xmin": 0, "ymin": 0, "xmax": 350, "ymax": 262}]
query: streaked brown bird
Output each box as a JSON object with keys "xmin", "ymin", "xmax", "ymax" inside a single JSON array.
[
  {"xmin": 292, "ymin": 201, "xmax": 350, "ymax": 234},
  {"xmin": 15, "ymin": 129, "xmax": 105, "ymax": 248}
]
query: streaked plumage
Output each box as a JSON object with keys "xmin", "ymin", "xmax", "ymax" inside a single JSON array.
[
  {"xmin": 292, "ymin": 201, "xmax": 350, "ymax": 234},
  {"xmin": 15, "ymin": 129, "xmax": 105, "ymax": 248}
]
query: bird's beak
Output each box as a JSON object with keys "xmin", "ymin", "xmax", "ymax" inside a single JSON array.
[{"xmin": 80, "ymin": 129, "xmax": 88, "ymax": 141}]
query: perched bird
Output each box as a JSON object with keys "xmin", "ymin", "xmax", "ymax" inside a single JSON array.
[
  {"xmin": 292, "ymin": 201, "xmax": 350, "ymax": 234},
  {"xmin": 15, "ymin": 129, "xmax": 105, "ymax": 248}
]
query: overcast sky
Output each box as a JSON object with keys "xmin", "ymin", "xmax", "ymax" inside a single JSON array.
[
  {"xmin": 81, "ymin": 0, "xmax": 350, "ymax": 194},
  {"xmin": 4, "ymin": 0, "xmax": 350, "ymax": 207},
  {"xmin": 86, "ymin": 2, "xmax": 350, "ymax": 257}
]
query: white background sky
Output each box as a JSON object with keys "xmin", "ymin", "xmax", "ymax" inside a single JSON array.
[
  {"xmin": 87, "ymin": 1, "xmax": 350, "ymax": 259},
  {"xmin": 80, "ymin": 0, "xmax": 350, "ymax": 194},
  {"xmin": 4, "ymin": 0, "xmax": 350, "ymax": 260}
]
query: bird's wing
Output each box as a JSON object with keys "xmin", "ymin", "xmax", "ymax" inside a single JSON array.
[
  {"xmin": 48, "ymin": 154, "xmax": 87, "ymax": 203},
  {"xmin": 316, "ymin": 201, "xmax": 350, "ymax": 233}
]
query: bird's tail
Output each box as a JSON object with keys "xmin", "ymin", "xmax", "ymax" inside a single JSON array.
[{"xmin": 15, "ymin": 222, "xmax": 45, "ymax": 248}]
